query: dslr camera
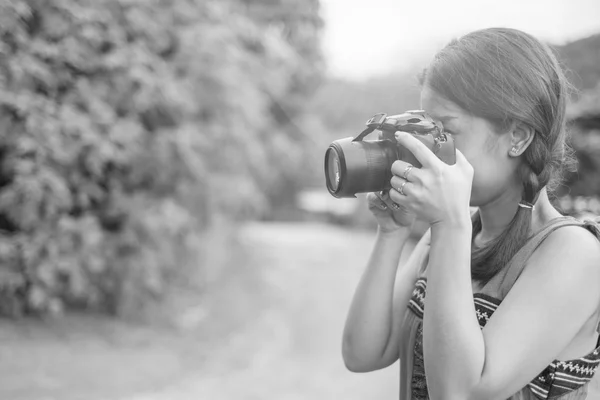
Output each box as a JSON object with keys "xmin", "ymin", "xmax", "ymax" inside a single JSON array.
[{"xmin": 324, "ymin": 110, "xmax": 456, "ymax": 198}]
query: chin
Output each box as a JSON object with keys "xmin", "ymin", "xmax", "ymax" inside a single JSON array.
[
  {"xmin": 468, "ymin": 183, "xmax": 503, "ymax": 209},
  {"xmin": 468, "ymin": 193, "xmax": 484, "ymax": 208}
]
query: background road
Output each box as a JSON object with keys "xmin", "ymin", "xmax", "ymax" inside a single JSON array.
[
  {"xmin": 140, "ymin": 222, "xmax": 399, "ymax": 400},
  {"xmin": 0, "ymin": 222, "xmax": 399, "ymax": 400}
]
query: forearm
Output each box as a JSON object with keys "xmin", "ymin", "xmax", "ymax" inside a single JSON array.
[
  {"xmin": 342, "ymin": 226, "xmax": 412, "ymax": 369},
  {"xmin": 423, "ymin": 221, "xmax": 485, "ymax": 399}
]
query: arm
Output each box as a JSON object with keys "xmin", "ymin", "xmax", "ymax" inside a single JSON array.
[
  {"xmin": 342, "ymin": 226, "xmax": 430, "ymax": 372},
  {"xmin": 424, "ymin": 223, "xmax": 600, "ymax": 400}
]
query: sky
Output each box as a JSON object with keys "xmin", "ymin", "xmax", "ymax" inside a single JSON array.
[{"xmin": 320, "ymin": 0, "xmax": 600, "ymax": 80}]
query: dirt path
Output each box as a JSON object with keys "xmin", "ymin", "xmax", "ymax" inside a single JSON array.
[
  {"xmin": 126, "ymin": 222, "xmax": 399, "ymax": 400},
  {"xmin": 0, "ymin": 222, "xmax": 399, "ymax": 400}
]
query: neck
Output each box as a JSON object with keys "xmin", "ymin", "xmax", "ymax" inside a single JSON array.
[
  {"xmin": 475, "ymin": 187, "xmax": 558, "ymax": 246},
  {"xmin": 476, "ymin": 191, "xmax": 521, "ymax": 245}
]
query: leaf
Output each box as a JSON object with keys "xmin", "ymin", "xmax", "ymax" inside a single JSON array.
[{"xmin": 27, "ymin": 285, "xmax": 48, "ymax": 310}]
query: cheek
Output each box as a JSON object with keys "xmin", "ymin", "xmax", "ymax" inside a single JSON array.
[{"xmin": 458, "ymin": 141, "xmax": 511, "ymax": 202}]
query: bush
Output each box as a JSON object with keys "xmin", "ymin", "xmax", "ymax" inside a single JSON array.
[{"xmin": 0, "ymin": 0, "xmax": 323, "ymax": 317}]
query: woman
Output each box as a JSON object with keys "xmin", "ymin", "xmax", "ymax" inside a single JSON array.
[{"xmin": 341, "ymin": 28, "xmax": 600, "ymax": 400}]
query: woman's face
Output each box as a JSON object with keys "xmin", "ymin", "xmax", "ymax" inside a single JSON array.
[{"xmin": 420, "ymin": 86, "xmax": 521, "ymax": 207}]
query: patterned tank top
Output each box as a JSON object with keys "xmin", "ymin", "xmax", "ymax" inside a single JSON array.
[
  {"xmin": 408, "ymin": 278, "xmax": 600, "ymax": 399},
  {"xmin": 400, "ymin": 216, "xmax": 600, "ymax": 400}
]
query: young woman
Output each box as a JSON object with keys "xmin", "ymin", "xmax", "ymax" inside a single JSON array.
[{"xmin": 342, "ymin": 28, "xmax": 600, "ymax": 400}]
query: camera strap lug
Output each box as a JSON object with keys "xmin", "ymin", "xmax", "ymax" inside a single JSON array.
[
  {"xmin": 352, "ymin": 127, "xmax": 375, "ymax": 142},
  {"xmin": 353, "ymin": 113, "xmax": 388, "ymax": 142}
]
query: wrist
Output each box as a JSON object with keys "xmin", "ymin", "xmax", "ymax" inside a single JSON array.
[
  {"xmin": 430, "ymin": 215, "xmax": 472, "ymax": 238},
  {"xmin": 377, "ymin": 225, "xmax": 412, "ymax": 239}
]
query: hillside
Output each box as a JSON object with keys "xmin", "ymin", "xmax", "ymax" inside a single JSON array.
[
  {"xmin": 308, "ymin": 32, "xmax": 600, "ymax": 140},
  {"xmin": 555, "ymin": 33, "xmax": 600, "ymax": 93}
]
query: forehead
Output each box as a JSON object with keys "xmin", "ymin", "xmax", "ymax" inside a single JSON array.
[{"xmin": 420, "ymin": 86, "xmax": 467, "ymax": 121}]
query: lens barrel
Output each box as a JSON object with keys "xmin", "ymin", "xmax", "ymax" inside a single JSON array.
[{"xmin": 324, "ymin": 137, "xmax": 397, "ymax": 198}]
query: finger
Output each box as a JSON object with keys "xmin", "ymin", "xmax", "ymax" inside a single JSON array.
[
  {"xmin": 391, "ymin": 160, "xmax": 422, "ymax": 182},
  {"xmin": 388, "ymin": 186, "xmax": 411, "ymax": 209},
  {"xmin": 378, "ymin": 189, "xmax": 393, "ymax": 204},
  {"xmin": 395, "ymin": 131, "xmax": 440, "ymax": 169},
  {"xmin": 369, "ymin": 193, "xmax": 388, "ymax": 211},
  {"xmin": 370, "ymin": 192, "xmax": 389, "ymax": 211},
  {"xmin": 377, "ymin": 190, "xmax": 401, "ymax": 211},
  {"xmin": 454, "ymin": 148, "xmax": 472, "ymax": 169},
  {"xmin": 390, "ymin": 201, "xmax": 408, "ymax": 213},
  {"xmin": 390, "ymin": 176, "xmax": 408, "ymax": 191},
  {"xmin": 389, "ymin": 181, "xmax": 413, "ymax": 202}
]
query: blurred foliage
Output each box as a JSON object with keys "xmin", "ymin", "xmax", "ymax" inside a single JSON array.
[
  {"xmin": 557, "ymin": 34, "xmax": 600, "ymax": 201},
  {"xmin": 563, "ymin": 85, "xmax": 600, "ymax": 199},
  {"xmin": 308, "ymin": 73, "xmax": 422, "ymax": 137},
  {"xmin": 0, "ymin": 0, "xmax": 323, "ymax": 317},
  {"xmin": 555, "ymin": 34, "xmax": 600, "ymax": 93}
]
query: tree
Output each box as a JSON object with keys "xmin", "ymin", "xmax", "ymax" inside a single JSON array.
[{"xmin": 0, "ymin": 0, "xmax": 323, "ymax": 317}]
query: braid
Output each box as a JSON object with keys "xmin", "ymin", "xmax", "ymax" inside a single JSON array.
[
  {"xmin": 471, "ymin": 133, "xmax": 553, "ymax": 286},
  {"xmin": 520, "ymin": 134, "xmax": 553, "ymax": 203}
]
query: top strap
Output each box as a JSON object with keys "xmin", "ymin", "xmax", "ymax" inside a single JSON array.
[{"xmin": 497, "ymin": 216, "xmax": 586, "ymax": 299}]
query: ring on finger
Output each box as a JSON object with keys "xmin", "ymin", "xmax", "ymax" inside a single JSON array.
[
  {"xmin": 391, "ymin": 203, "xmax": 400, "ymax": 210},
  {"xmin": 396, "ymin": 181, "xmax": 408, "ymax": 196},
  {"xmin": 403, "ymin": 165, "xmax": 414, "ymax": 181}
]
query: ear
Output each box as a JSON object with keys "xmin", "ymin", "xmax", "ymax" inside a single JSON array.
[{"xmin": 508, "ymin": 122, "xmax": 535, "ymax": 157}]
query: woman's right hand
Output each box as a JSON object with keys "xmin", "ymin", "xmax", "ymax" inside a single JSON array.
[{"xmin": 367, "ymin": 190, "xmax": 416, "ymax": 233}]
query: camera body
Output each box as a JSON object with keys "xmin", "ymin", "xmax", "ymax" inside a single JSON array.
[{"xmin": 324, "ymin": 110, "xmax": 456, "ymax": 198}]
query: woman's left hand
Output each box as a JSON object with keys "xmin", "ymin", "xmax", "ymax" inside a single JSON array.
[{"xmin": 388, "ymin": 131, "xmax": 474, "ymax": 227}]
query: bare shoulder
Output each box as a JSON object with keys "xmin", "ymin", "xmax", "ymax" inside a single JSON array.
[
  {"xmin": 534, "ymin": 223, "xmax": 600, "ymax": 266},
  {"xmin": 526, "ymin": 223, "xmax": 600, "ymax": 304}
]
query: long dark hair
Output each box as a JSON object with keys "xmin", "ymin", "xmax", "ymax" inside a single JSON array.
[{"xmin": 421, "ymin": 28, "xmax": 577, "ymax": 286}]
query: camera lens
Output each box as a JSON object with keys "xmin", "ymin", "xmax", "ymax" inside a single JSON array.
[
  {"xmin": 324, "ymin": 137, "xmax": 397, "ymax": 198},
  {"xmin": 325, "ymin": 148, "xmax": 341, "ymax": 192}
]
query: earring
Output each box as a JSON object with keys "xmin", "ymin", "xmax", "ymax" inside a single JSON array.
[{"xmin": 511, "ymin": 146, "xmax": 519, "ymax": 155}]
